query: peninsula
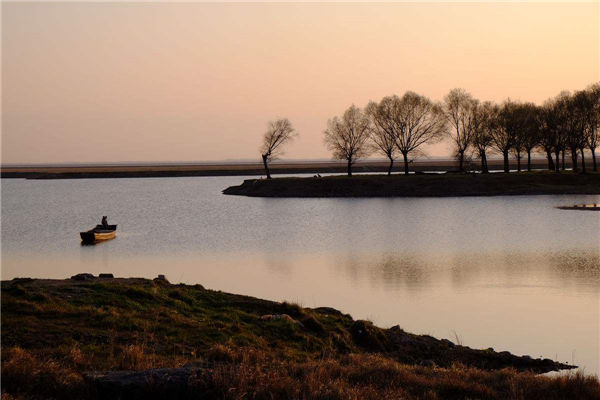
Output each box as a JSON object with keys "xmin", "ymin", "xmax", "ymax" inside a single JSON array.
[{"xmin": 223, "ymin": 171, "xmax": 600, "ymax": 198}]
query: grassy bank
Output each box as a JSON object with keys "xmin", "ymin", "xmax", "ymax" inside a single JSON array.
[
  {"xmin": 223, "ymin": 171, "xmax": 600, "ymax": 198},
  {"xmin": 2, "ymin": 276, "xmax": 598, "ymax": 399}
]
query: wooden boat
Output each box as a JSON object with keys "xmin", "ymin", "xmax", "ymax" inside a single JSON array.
[{"xmin": 80, "ymin": 225, "xmax": 117, "ymax": 243}]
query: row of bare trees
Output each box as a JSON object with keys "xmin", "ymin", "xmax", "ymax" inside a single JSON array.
[{"xmin": 259, "ymin": 83, "xmax": 600, "ymax": 177}]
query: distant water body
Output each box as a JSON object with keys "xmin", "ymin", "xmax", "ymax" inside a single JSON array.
[{"xmin": 2, "ymin": 176, "xmax": 599, "ymax": 374}]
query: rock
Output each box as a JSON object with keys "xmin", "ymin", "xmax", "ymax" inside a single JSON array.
[
  {"xmin": 350, "ymin": 320, "xmax": 388, "ymax": 352},
  {"xmin": 153, "ymin": 275, "xmax": 170, "ymax": 286},
  {"xmin": 313, "ymin": 307, "xmax": 345, "ymax": 317},
  {"xmin": 84, "ymin": 366, "xmax": 205, "ymax": 399},
  {"xmin": 99, "ymin": 273, "xmax": 114, "ymax": 278},
  {"xmin": 71, "ymin": 273, "xmax": 95, "ymax": 281},
  {"xmin": 260, "ymin": 314, "xmax": 304, "ymax": 328}
]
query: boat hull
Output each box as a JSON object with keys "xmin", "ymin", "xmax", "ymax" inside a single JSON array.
[{"xmin": 80, "ymin": 225, "xmax": 117, "ymax": 243}]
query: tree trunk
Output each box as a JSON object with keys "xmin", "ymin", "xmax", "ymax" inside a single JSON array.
[
  {"xmin": 516, "ymin": 151, "xmax": 521, "ymax": 172},
  {"xmin": 503, "ymin": 150, "xmax": 509, "ymax": 173},
  {"xmin": 555, "ymin": 150, "xmax": 560, "ymax": 172},
  {"xmin": 580, "ymin": 147, "xmax": 586, "ymax": 173},
  {"xmin": 347, "ymin": 157, "xmax": 352, "ymax": 177},
  {"xmin": 387, "ymin": 157, "xmax": 394, "ymax": 176},
  {"xmin": 527, "ymin": 150, "xmax": 532, "ymax": 172},
  {"xmin": 480, "ymin": 150, "xmax": 488, "ymax": 173},
  {"xmin": 571, "ymin": 149, "xmax": 578, "ymax": 172},
  {"xmin": 546, "ymin": 150, "xmax": 555, "ymax": 171},
  {"xmin": 592, "ymin": 148, "xmax": 597, "ymax": 172},
  {"xmin": 561, "ymin": 150, "xmax": 566, "ymax": 170},
  {"xmin": 261, "ymin": 154, "xmax": 271, "ymax": 179},
  {"xmin": 458, "ymin": 151, "xmax": 464, "ymax": 172},
  {"xmin": 403, "ymin": 152, "xmax": 409, "ymax": 175}
]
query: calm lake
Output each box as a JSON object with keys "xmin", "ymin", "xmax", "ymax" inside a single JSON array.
[{"xmin": 1, "ymin": 176, "xmax": 599, "ymax": 375}]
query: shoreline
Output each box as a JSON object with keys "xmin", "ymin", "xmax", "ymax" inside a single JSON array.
[
  {"xmin": 0, "ymin": 159, "xmax": 575, "ymax": 179},
  {"xmin": 3, "ymin": 275, "xmax": 594, "ymax": 399},
  {"xmin": 223, "ymin": 171, "xmax": 600, "ymax": 198}
]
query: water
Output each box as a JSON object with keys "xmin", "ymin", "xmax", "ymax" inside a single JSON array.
[{"xmin": 1, "ymin": 176, "xmax": 599, "ymax": 375}]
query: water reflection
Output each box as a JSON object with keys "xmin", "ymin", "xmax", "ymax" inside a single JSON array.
[{"xmin": 332, "ymin": 250, "xmax": 600, "ymax": 294}]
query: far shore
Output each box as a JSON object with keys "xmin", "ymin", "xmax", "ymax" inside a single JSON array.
[
  {"xmin": 0, "ymin": 158, "xmax": 583, "ymax": 179},
  {"xmin": 223, "ymin": 171, "xmax": 600, "ymax": 198}
]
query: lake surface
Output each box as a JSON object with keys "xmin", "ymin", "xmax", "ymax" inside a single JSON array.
[{"xmin": 2, "ymin": 176, "xmax": 599, "ymax": 375}]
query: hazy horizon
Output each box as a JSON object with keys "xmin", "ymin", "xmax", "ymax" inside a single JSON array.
[{"xmin": 3, "ymin": 2, "xmax": 599, "ymax": 164}]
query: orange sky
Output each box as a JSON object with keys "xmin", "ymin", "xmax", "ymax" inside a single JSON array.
[{"xmin": 2, "ymin": 2, "xmax": 599, "ymax": 164}]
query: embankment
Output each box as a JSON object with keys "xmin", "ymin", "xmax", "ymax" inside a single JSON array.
[{"xmin": 2, "ymin": 275, "xmax": 596, "ymax": 400}]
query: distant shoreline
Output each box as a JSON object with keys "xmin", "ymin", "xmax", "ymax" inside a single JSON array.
[
  {"xmin": 223, "ymin": 171, "xmax": 600, "ymax": 198},
  {"xmin": 0, "ymin": 159, "xmax": 578, "ymax": 179}
]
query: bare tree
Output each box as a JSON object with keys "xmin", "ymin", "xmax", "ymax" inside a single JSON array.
[
  {"xmin": 520, "ymin": 103, "xmax": 541, "ymax": 172},
  {"xmin": 491, "ymin": 100, "xmax": 519, "ymax": 173},
  {"xmin": 324, "ymin": 105, "xmax": 372, "ymax": 177},
  {"xmin": 444, "ymin": 89, "xmax": 478, "ymax": 172},
  {"xmin": 366, "ymin": 93, "xmax": 445, "ymax": 175},
  {"xmin": 510, "ymin": 105, "xmax": 527, "ymax": 172},
  {"xmin": 366, "ymin": 99, "xmax": 398, "ymax": 175},
  {"xmin": 260, "ymin": 118, "xmax": 297, "ymax": 179},
  {"xmin": 536, "ymin": 103, "xmax": 557, "ymax": 171},
  {"xmin": 570, "ymin": 90, "xmax": 591, "ymax": 172},
  {"xmin": 393, "ymin": 92, "xmax": 446, "ymax": 175},
  {"xmin": 472, "ymin": 101, "xmax": 496, "ymax": 173},
  {"xmin": 552, "ymin": 92, "xmax": 573, "ymax": 171},
  {"xmin": 585, "ymin": 83, "xmax": 600, "ymax": 171},
  {"xmin": 559, "ymin": 92, "xmax": 587, "ymax": 172}
]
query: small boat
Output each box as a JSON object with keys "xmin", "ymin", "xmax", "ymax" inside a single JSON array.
[{"xmin": 80, "ymin": 224, "xmax": 117, "ymax": 243}]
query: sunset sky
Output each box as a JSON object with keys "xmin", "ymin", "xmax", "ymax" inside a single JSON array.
[{"xmin": 2, "ymin": 2, "xmax": 599, "ymax": 164}]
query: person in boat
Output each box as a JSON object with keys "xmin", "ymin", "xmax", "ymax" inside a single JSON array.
[{"xmin": 101, "ymin": 216, "xmax": 108, "ymax": 228}]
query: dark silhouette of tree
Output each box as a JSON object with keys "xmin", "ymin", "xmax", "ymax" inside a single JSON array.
[
  {"xmin": 491, "ymin": 100, "xmax": 520, "ymax": 173},
  {"xmin": 558, "ymin": 92, "xmax": 587, "ymax": 172},
  {"xmin": 552, "ymin": 92, "xmax": 572, "ymax": 171},
  {"xmin": 570, "ymin": 90, "xmax": 591, "ymax": 173},
  {"xmin": 324, "ymin": 105, "xmax": 372, "ymax": 177},
  {"xmin": 585, "ymin": 83, "xmax": 600, "ymax": 171},
  {"xmin": 369, "ymin": 93, "xmax": 445, "ymax": 175},
  {"xmin": 471, "ymin": 101, "xmax": 496, "ymax": 173},
  {"xmin": 260, "ymin": 118, "xmax": 297, "ymax": 179},
  {"xmin": 520, "ymin": 103, "xmax": 541, "ymax": 172},
  {"xmin": 537, "ymin": 103, "xmax": 557, "ymax": 171},
  {"xmin": 444, "ymin": 89, "xmax": 478, "ymax": 172},
  {"xmin": 366, "ymin": 98, "xmax": 398, "ymax": 175}
]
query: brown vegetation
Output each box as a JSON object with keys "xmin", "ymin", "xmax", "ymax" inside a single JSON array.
[{"xmin": 1, "ymin": 277, "xmax": 597, "ymax": 399}]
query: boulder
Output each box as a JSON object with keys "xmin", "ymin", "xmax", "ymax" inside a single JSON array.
[
  {"xmin": 70, "ymin": 273, "xmax": 95, "ymax": 281},
  {"xmin": 260, "ymin": 314, "xmax": 304, "ymax": 328}
]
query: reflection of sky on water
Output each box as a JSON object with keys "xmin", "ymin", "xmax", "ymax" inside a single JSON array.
[{"xmin": 1, "ymin": 177, "xmax": 599, "ymax": 374}]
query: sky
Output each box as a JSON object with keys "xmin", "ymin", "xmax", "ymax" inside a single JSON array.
[{"xmin": 2, "ymin": 2, "xmax": 599, "ymax": 164}]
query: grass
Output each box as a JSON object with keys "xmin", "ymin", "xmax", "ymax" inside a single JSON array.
[{"xmin": 2, "ymin": 277, "xmax": 599, "ymax": 399}]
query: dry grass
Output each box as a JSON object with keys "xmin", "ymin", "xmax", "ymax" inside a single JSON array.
[
  {"xmin": 2, "ymin": 279, "xmax": 598, "ymax": 399},
  {"xmin": 3, "ymin": 346, "xmax": 599, "ymax": 400}
]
